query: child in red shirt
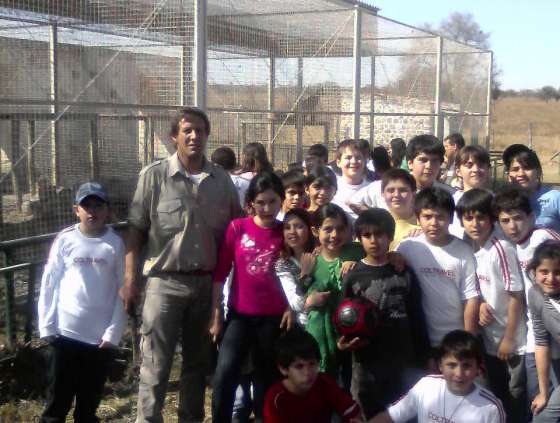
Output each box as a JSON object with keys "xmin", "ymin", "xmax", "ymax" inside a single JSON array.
[{"xmin": 264, "ymin": 329, "xmax": 363, "ymax": 423}]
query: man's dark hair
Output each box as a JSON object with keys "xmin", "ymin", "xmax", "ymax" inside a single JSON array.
[
  {"xmin": 210, "ymin": 146, "xmax": 236, "ymax": 171},
  {"xmin": 438, "ymin": 330, "xmax": 484, "ymax": 366},
  {"xmin": 305, "ymin": 165, "xmax": 337, "ymax": 190},
  {"xmin": 306, "ymin": 144, "xmax": 329, "ymax": 162},
  {"xmin": 275, "ymin": 328, "xmax": 321, "ymax": 369},
  {"xmin": 406, "ymin": 134, "xmax": 445, "ymax": 163},
  {"xmin": 414, "ymin": 187, "xmax": 454, "ymax": 217},
  {"xmin": 492, "ymin": 185, "xmax": 533, "ymax": 217},
  {"xmin": 357, "ymin": 138, "xmax": 371, "ymax": 157},
  {"xmin": 372, "ymin": 146, "xmax": 392, "ymax": 175},
  {"xmin": 389, "ymin": 138, "xmax": 407, "ymax": 169},
  {"xmin": 381, "ymin": 168, "xmax": 417, "ymax": 192},
  {"xmin": 355, "ymin": 208, "xmax": 396, "ymax": 241},
  {"xmin": 170, "ymin": 107, "xmax": 210, "ymax": 137},
  {"xmin": 281, "ymin": 169, "xmax": 305, "ymax": 190},
  {"xmin": 444, "ymin": 133, "xmax": 466, "ymax": 149},
  {"xmin": 455, "ymin": 189, "xmax": 494, "ymax": 223},
  {"xmin": 455, "ymin": 145, "xmax": 491, "ymax": 169}
]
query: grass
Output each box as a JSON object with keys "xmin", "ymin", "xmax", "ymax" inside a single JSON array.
[{"xmin": 492, "ymin": 96, "xmax": 560, "ymax": 184}]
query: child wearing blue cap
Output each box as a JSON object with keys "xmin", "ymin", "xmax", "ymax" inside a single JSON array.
[{"xmin": 38, "ymin": 181, "xmax": 126, "ymax": 422}]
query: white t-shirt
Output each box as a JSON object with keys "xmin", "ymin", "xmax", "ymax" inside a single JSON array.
[
  {"xmin": 397, "ymin": 234, "xmax": 479, "ymax": 346},
  {"xmin": 449, "ymin": 190, "xmax": 465, "ymax": 239},
  {"xmin": 388, "ymin": 375, "xmax": 505, "ymax": 423},
  {"xmin": 516, "ymin": 227, "xmax": 560, "ymax": 354},
  {"xmin": 476, "ymin": 229, "xmax": 526, "ymax": 355},
  {"xmin": 332, "ymin": 177, "xmax": 370, "ymax": 222},
  {"xmin": 38, "ymin": 224, "xmax": 126, "ymax": 346},
  {"xmin": 230, "ymin": 174, "xmax": 250, "ymax": 208},
  {"xmin": 348, "ymin": 180, "xmax": 389, "ymax": 211}
]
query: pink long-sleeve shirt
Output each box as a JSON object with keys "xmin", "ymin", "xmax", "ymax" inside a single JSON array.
[{"xmin": 213, "ymin": 217, "xmax": 287, "ymax": 316}]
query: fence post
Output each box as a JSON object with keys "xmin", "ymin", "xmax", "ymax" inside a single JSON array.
[
  {"xmin": 296, "ymin": 57, "xmax": 304, "ymax": 163},
  {"xmin": 24, "ymin": 264, "xmax": 36, "ymax": 343},
  {"xmin": 434, "ymin": 36, "xmax": 443, "ymax": 140},
  {"xmin": 485, "ymin": 51, "xmax": 493, "ymax": 150},
  {"xmin": 352, "ymin": 6, "xmax": 362, "ymax": 142},
  {"xmin": 27, "ymin": 120, "xmax": 36, "ymax": 196},
  {"xmin": 3, "ymin": 251, "xmax": 16, "ymax": 350},
  {"xmin": 49, "ymin": 22, "xmax": 60, "ymax": 185},
  {"xmin": 89, "ymin": 116, "xmax": 99, "ymax": 180},
  {"xmin": 11, "ymin": 119, "xmax": 23, "ymax": 212},
  {"xmin": 268, "ymin": 52, "xmax": 276, "ymax": 166},
  {"xmin": 369, "ymin": 55, "xmax": 375, "ymax": 145},
  {"xmin": 194, "ymin": 0, "xmax": 207, "ymax": 111}
]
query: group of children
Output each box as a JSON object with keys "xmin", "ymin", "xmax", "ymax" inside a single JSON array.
[{"xmin": 37, "ymin": 131, "xmax": 560, "ymax": 423}]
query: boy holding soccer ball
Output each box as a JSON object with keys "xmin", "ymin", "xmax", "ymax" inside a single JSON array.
[{"xmin": 339, "ymin": 208, "xmax": 430, "ymax": 419}]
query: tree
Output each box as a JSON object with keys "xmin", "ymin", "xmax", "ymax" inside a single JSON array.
[
  {"xmin": 426, "ymin": 12, "xmax": 502, "ymax": 100},
  {"xmin": 540, "ymin": 86, "xmax": 557, "ymax": 102}
]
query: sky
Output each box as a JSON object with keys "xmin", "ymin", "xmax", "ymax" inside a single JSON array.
[{"xmin": 372, "ymin": 0, "xmax": 558, "ymax": 90}]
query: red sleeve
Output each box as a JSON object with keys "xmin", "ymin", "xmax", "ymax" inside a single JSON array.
[
  {"xmin": 321, "ymin": 374, "xmax": 361, "ymax": 422},
  {"xmin": 212, "ymin": 219, "xmax": 238, "ymax": 284},
  {"xmin": 264, "ymin": 384, "xmax": 283, "ymax": 423}
]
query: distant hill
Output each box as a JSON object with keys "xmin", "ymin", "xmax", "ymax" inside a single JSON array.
[{"xmin": 492, "ymin": 96, "xmax": 560, "ymax": 184}]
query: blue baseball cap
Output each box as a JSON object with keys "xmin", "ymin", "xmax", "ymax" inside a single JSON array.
[{"xmin": 75, "ymin": 182, "xmax": 108, "ymax": 205}]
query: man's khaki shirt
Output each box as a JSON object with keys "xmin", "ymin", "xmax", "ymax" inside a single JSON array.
[{"xmin": 128, "ymin": 153, "xmax": 242, "ymax": 276}]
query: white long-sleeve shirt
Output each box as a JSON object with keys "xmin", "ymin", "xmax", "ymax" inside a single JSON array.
[{"xmin": 38, "ymin": 224, "xmax": 126, "ymax": 346}]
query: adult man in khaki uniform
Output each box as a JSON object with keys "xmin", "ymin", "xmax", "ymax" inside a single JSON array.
[{"xmin": 121, "ymin": 107, "xmax": 242, "ymax": 422}]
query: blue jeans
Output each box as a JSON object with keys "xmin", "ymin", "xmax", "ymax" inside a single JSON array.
[{"xmin": 212, "ymin": 311, "xmax": 282, "ymax": 423}]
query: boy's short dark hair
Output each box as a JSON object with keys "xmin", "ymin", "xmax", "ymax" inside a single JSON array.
[
  {"xmin": 305, "ymin": 165, "xmax": 337, "ymax": 190},
  {"xmin": 492, "ymin": 185, "xmax": 533, "ymax": 217},
  {"xmin": 406, "ymin": 134, "xmax": 445, "ymax": 163},
  {"xmin": 381, "ymin": 168, "xmax": 417, "ymax": 192},
  {"xmin": 210, "ymin": 146, "xmax": 236, "ymax": 171},
  {"xmin": 287, "ymin": 163, "xmax": 304, "ymax": 172},
  {"xmin": 306, "ymin": 144, "xmax": 329, "ymax": 162},
  {"xmin": 355, "ymin": 208, "xmax": 396, "ymax": 241},
  {"xmin": 444, "ymin": 133, "xmax": 466, "ymax": 149},
  {"xmin": 455, "ymin": 145, "xmax": 491, "ymax": 169},
  {"xmin": 275, "ymin": 328, "xmax": 321, "ymax": 369},
  {"xmin": 336, "ymin": 139, "xmax": 361, "ymax": 160},
  {"xmin": 414, "ymin": 187, "xmax": 455, "ymax": 218},
  {"xmin": 357, "ymin": 138, "xmax": 371, "ymax": 156},
  {"xmin": 502, "ymin": 144, "xmax": 542, "ymax": 177},
  {"xmin": 281, "ymin": 169, "xmax": 305, "ymax": 190},
  {"xmin": 372, "ymin": 146, "xmax": 392, "ymax": 174},
  {"xmin": 170, "ymin": 107, "xmax": 210, "ymax": 137},
  {"xmin": 438, "ymin": 330, "xmax": 484, "ymax": 366},
  {"xmin": 455, "ymin": 189, "xmax": 494, "ymax": 223}
]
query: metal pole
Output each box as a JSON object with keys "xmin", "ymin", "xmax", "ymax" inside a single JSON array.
[
  {"xmin": 24, "ymin": 265, "xmax": 36, "ymax": 342},
  {"xmin": 11, "ymin": 119, "xmax": 22, "ymax": 212},
  {"xmin": 485, "ymin": 51, "xmax": 493, "ymax": 150},
  {"xmin": 27, "ymin": 120, "xmax": 36, "ymax": 196},
  {"xmin": 180, "ymin": 45, "xmax": 192, "ymax": 106},
  {"xmin": 194, "ymin": 0, "xmax": 207, "ymax": 111},
  {"xmin": 434, "ymin": 36, "xmax": 443, "ymax": 140},
  {"xmin": 296, "ymin": 57, "xmax": 304, "ymax": 163},
  {"xmin": 369, "ymin": 55, "xmax": 375, "ymax": 145},
  {"xmin": 528, "ymin": 123, "xmax": 533, "ymax": 149},
  {"xmin": 89, "ymin": 116, "xmax": 99, "ymax": 179},
  {"xmin": 268, "ymin": 53, "xmax": 276, "ymax": 165},
  {"xmin": 3, "ymin": 251, "xmax": 15, "ymax": 350},
  {"xmin": 352, "ymin": 6, "xmax": 362, "ymax": 141},
  {"xmin": 49, "ymin": 22, "xmax": 60, "ymax": 185}
]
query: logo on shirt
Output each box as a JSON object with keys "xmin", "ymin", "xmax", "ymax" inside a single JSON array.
[
  {"xmin": 73, "ymin": 257, "xmax": 107, "ymax": 265},
  {"xmin": 478, "ymin": 274, "xmax": 490, "ymax": 284},
  {"xmin": 427, "ymin": 411, "xmax": 456, "ymax": 423},
  {"xmin": 419, "ymin": 267, "xmax": 456, "ymax": 279}
]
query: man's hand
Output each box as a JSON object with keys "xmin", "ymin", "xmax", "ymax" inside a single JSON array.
[
  {"xmin": 209, "ymin": 313, "xmax": 223, "ymax": 344},
  {"xmin": 280, "ymin": 308, "xmax": 294, "ymax": 330},
  {"xmin": 341, "ymin": 261, "xmax": 357, "ymax": 277},
  {"xmin": 305, "ymin": 290, "xmax": 331, "ymax": 310},
  {"xmin": 120, "ymin": 282, "xmax": 139, "ymax": 315},
  {"xmin": 337, "ymin": 335, "xmax": 368, "ymax": 351},
  {"xmin": 497, "ymin": 336, "xmax": 515, "ymax": 361},
  {"xmin": 531, "ymin": 392, "xmax": 548, "ymax": 416},
  {"xmin": 479, "ymin": 302, "xmax": 494, "ymax": 327},
  {"xmin": 347, "ymin": 203, "xmax": 369, "ymax": 216}
]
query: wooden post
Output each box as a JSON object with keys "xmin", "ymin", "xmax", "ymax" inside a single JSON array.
[
  {"xmin": 27, "ymin": 120, "xmax": 36, "ymax": 196},
  {"xmin": 528, "ymin": 122, "xmax": 533, "ymax": 149}
]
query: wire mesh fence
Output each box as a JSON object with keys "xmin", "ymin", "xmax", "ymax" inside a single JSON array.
[{"xmin": 0, "ymin": 0, "xmax": 491, "ymax": 345}]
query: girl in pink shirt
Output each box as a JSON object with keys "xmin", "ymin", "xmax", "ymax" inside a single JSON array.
[{"xmin": 210, "ymin": 171, "xmax": 292, "ymax": 423}]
